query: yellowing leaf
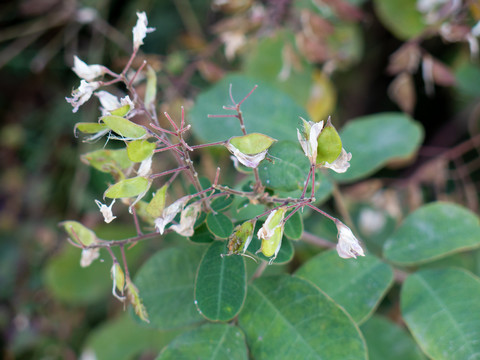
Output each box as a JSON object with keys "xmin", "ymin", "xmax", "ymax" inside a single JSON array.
[
  {"xmin": 307, "ymin": 71, "xmax": 336, "ymax": 122},
  {"xmin": 228, "ymin": 133, "xmax": 277, "ymax": 155},
  {"xmin": 110, "ymin": 104, "xmax": 131, "ymax": 117},
  {"xmin": 127, "ymin": 139, "xmax": 156, "ymax": 162},
  {"xmin": 60, "ymin": 221, "xmax": 97, "ymax": 246},
  {"xmin": 127, "ymin": 280, "xmax": 150, "ymax": 323},
  {"xmin": 104, "ymin": 176, "xmax": 150, "ymax": 199},
  {"xmin": 146, "ymin": 184, "xmax": 168, "ymax": 218},
  {"xmin": 102, "ymin": 115, "xmax": 147, "ymax": 139},
  {"xmin": 75, "ymin": 122, "xmax": 110, "ymax": 134}
]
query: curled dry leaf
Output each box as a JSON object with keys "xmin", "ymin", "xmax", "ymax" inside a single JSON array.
[
  {"xmin": 388, "ymin": 72, "xmax": 416, "ymax": 114},
  {"xmin": 387, "ymin": 43, "xmax": 421, "ymax": 75}
]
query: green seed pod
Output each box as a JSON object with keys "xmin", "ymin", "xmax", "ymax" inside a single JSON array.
[
  {"xmin": 260, "ymin": 226, "xmax": 283, "ymax": 259},
  {"xmin": 316, "ymin": 118, "xmax": 342, "ymax": 165},
  {"xmin": 227, "ymin": 220, "xmax": 255, "ymax": 255}
]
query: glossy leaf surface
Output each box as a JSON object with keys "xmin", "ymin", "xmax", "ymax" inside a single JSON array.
[
  {"xmin": 238, "ymin": 275, "xmax": 367, "ymax": 359},
  {"xmin": 401, "ymin": 268, "xmax": 480, "ymax": 360},
  {"xmin": 194, "ymin": 241, "xmax": 246, "ymax": 321},
  {"xmin": 157, "ymin": 324, "xmax": 248, "ymax": 360},
  {"xmin": 296, "ymin": 250, "xmax": 394, "ymax": 323},
  {"xmin": 134, "ymin": 246, "xmax": 205, "ymax": 329},
  {"xmin": 384, "ymin": 202, "xmax": 480, "ymax": 265}
]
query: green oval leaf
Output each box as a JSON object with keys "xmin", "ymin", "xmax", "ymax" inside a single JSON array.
[
  {"xmin": 295, "ymin": 250, "xmax": 394, "ymax": 323},
  {"xmin": 373, "ymin": 0, "xmax": 426, "ymax": 40},
  {"xmin": 134, "ymin": 246, "xmax": 205, "ymax": 329},
  {"xmin": 194, "ymin": 241, "xmax": 246, "ymax": 321},
  {"xmin": 360, "ymin": 315, "xmax": 426, "ymax": 360},
  {"xmin": 332, "ymin": 113, "xmax": 424, "ymax": 183},
  {"xmin": 127, "ymin": 139, "xmax": 156, "ymax": 162},
  {"xmin": 189, "ymin": 74, "xmax": 308, "ymax": 143},
  {"xmin": 206, "ymin": 213, "xmax": 233, "ymax": 239},
  {"xmin": 384, "ymin": 202, "xmax": 480, "ymax": 265},
  {"xmin": 158, "ymin": 324, "xmax": 248, "ymax": 360},
  {"xmin": 84, "ymin": 314, "xmax": 178, "ymax": 360},
  {"xmin": 401, "ymin": 268, "xmax": 480, "ymax": 360},
  {"xmin": 238, "ymin": 275, "xmax": 367, "ymax": 359},
  {"xmin": 258, "ymin": 141, "xmax": 310, "ymax": 191},
  {"xmin": 229, "ymin": 133, "xmax": 276, "ymax": 155},
  {"xmin": 43, "ymin": 246, "xmax": 110, "ymax": 305},
  {"xmin": 102, "ymin": 115, "xmax": 147, "ymax": 139},
  {"xmin": 210, "ymin": 195, "xmax": 234, "ymax": 212},
  {"xmin": 81, "ymin": 148, "xmax": 132, "ymax": 173},
  {"xmin": 284, "ymin": 210, "xmax": 303, "ymax": 240},
  {"xmin": 189, "ymin": 223, "xmax": 215, "ymax": 244},
  {"xmin": 104, "ymin": 176, "xmax": 150, "ymax": 199}
]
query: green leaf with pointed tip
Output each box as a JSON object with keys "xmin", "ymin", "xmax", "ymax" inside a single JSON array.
[
  {"xmin": 194, "ymin": 241, "xmax": 246, "ymax": 321},
  {"xmin": 296, "ymin": 250, "xmax": 394, "ymax": 324},
  {"xmin": 146, "ymin": 184, "xmax": 168, "ymax": 218},
  {"xmin": 229, "ymin": 133, "xmax": 276, "ymax": 155},
  {"xmin": 258, "ymin": 141, "xmax": 310, "ymax": 191},
  {"xmin": 373, "ymin": 0, "xmax": 426, "ymax": 40},
  {"xmin": 126, "ymin": 139, "xmax": 156, "ymax": 162},
  {"xmin": 284, "ymin": 210, "xmax": 303, "ymax": 240},
  {"xmin": 206, "ymin": 213, "xmax": 233, "ymax": 239},
  {"xmin": 157, "ymin": 324, "xmax": 248, "ymax": 360},
  {"xmin": 401, "ymin": 268, "xmax": 480, "ymax": 360},
  {"xmin": 84, "ymin": 314, "xmax": 179, "ymax": 360},
  {"xmin": 238, "ymin": 275, "xmax": 367, "ymax": 360},
  {"xmin": 60, "ymin": 220, "xmax": 97, "ymax": 246},
  {"xmin": 360, "ymin": 315, "xmax": 426, "ymax": 360},
  {"xmin": 189, "ymin": 74, "xmax": 308, "ymax": 143},
  {"xmin": 75, "ymin": 122, "xmax": 109, "ymax": 134},
  {"xmin": 104, "ymin": 176, "xmax": 150, "ymax": 199},
  {"xmin": 102, "ymin": 115, "xmax": 146, "ymax": 139},
  {"xmin": 384, "ymin": 202, "xmax": 480, "ymax": 265},
  {"xmin": 44, "ymin": 246, "xmax": 110, "ymax": 305},
  {"xmin": 134, "ymin": 246, "xmax": 206, "ymax": 329},
  {"xmin": 81, "ymin": 148, "xmax": 132, "ymax": 173},
  {"xmin": 316, "ymin": 124, "xmax": 342, "ymax": 164},
  {"xmin": 332, "ymin": 113, "xmax": 424, "ymax": 183}
]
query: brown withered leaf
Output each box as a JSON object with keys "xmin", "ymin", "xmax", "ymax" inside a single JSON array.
[
  {"xmin": 295, "ymin": 32, "xmax": 329, "ymax": 63},
  {"xmin": 388, "ymin": 72, "xmax": 416, "ymax": 114},
  {"xmin": 197, "ymin": 60, "xmax": 225, "ymax": 83},
  {"xmin": 322, "ymin": 0, "xmax": 364, "ymax": 21},
  {"xmin": 431, "ymin": 58, "xmax": 456, "ymax": 86},
  {"xmin": 301, "ymin": 10, "xmax": 335, "ymax": 37},
  {"xmin": 387, "ymin": 43, "xmax": 421, "ymax": 75}
]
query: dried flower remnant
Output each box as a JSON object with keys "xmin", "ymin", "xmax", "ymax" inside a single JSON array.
[
  {"xmin": 66, "ymin": 80, "xmax": 100, "ymax": 113},
  {"xmin": 72, "ymin": 56, "xmax": 107, "ymax": 81},
  {"xmin": 335, "ymin": 220, "xmax": 365, "ymax": 259},
  {"xmin": 132, "ymin": 12, "xmax": 155, "ymax": 51},
  {"xmin": 80, "ymin": 248, "xmax": 100, "ymax": 267},
  {"xmin": 154, "ymin": 196, "xmax": 190, "ymax": 234},
  {"xmin": 170, "ymin": 203, "xmax": 202, "ymax": 237},
  {"xmin": 95, "ymin": 199, "xmax": 117, "ymax": 223}
]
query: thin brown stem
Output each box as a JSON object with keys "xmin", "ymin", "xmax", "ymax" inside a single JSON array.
[{"xmin": 150, "ymin": 165, "xmax": 189, "ymax": 179}]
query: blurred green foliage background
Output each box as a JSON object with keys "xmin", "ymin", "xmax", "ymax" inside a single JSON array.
[{"xmin": 1, "ymin": 0, "xmax": 479, "ymax": 359}]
